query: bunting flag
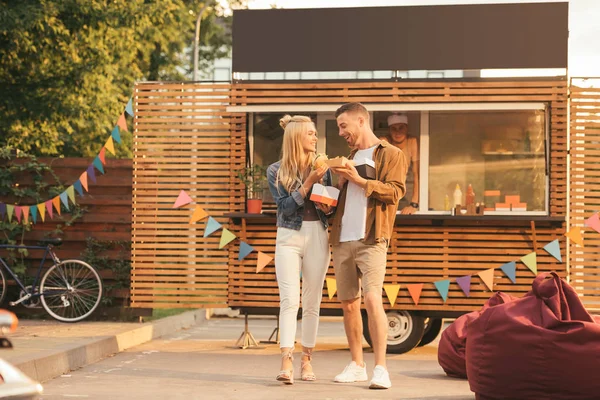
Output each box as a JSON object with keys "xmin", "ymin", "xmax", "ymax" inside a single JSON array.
[
  {"xmin": 238, "ymin": 242, "xmax": 255, "ymax": 261},
  {"xmin": 406, "ymin": 283, "xmax": 423, "ymax": 305},
  {"xmin": 543, "ymin": 239, "xmax": 562, "ymax": 263},
  {"xmin": 30, "ymin": 206, "xmax": 37, "ymax": 224},
  {"xmin": 584, "ymin": 212, "xmax": 600, "ymax": 234},
  {"xmin": 105, "ymin": 136, "xmax": 116, "ymax": 155},
  {"xmin": 98, "ymin": 147, "xmax": 106, "ymax": 164},
  {"xmin": 521, "ymin": 252, "xmax": 537, "ymax": 275},
  {"xmin": 434, "ymin": 280, "xmax": 450, "ymax": 302},
  {"xmin": 6, "ymin": 205, "xmax": 14, "ymax": 222},
  {"xmin": 219, "ymin": 228, "xmax": 236, "ymax": 249},
  {"xmin": 86, "ymin": 165, "xmax": 97, "ymax": 184},
  {"xmin": 66, "ymin": 186, "xmax": 76, "ymax": 205},
  {"xmin": 256, "ymin": 251, "xmax": 273, "ymax": 273},
  {"xmin": 117, "ymin": 113, "xmax": 128, "ymax": 132},
  {"xmin": 190, "ymin": 206, "xmax": 208, "ymax": 223},
  {"xmin": 500, "ymin": 261, "xmax": 517, "ymax": 283},
  {"xmin": 0, "ymin": 203, "xmax": 5, "ymax": 220},
  {"xmin": 59, "ymin": 192, "xmax": 70, "ymax": 211},
  {"xmin": 564, "ymin": 227, "xmax": 584, "ymax": 247},
  {"xmin": 80, "ymin": 171, "xmax": 89, "ymax": 192},
  {"xmin": 14, "ymin": 206, "xmax": 22, "ymax": 223},
  {"xmin": 73, "ymin": 180, "xmax": 84, "ymax": 196},
  {"xmin": 384, "ymin": 284, "xmax": 400, "ymax": 307},
  {"xmin": 326, "ymin": 278, "xmax": 337, "ymax": 300},
  {"xmin": 37, "ymin": 203, "xmax": 46, "ymax": 222},
  {"xmin": 478, "ymin": 268, "xmax": 495, "ymax": 291},
  {"xmin": 111, "ymin": 126, "xmax": 122, "ymax": 144},
  {"xmin": 203, "ymin": 217, "xmax": 222, "ymax": 237},
  {"xmin": 45, "ymin": 200, "xmax": 53, "ymax": 220},
  {"xmin": 52, "ymin": 196, "xmax": 61, "ymax": 216},
  {"xmin": 456, "ymin": 275, "xmax": 471, "ymax": 297},
  {"xmin": 93, "ymin": 156, "xmax": 105, "ymax": 174},
  {"xmin": 125, "ymin": 97, "xmax": 134, "ymax": 117},
  {"xmin": 173, "ymin": 190, "xmax": 193, "ymax": 208},
  {"xmin": 22, "ymin": 206, "xmax": 30, "ymax": 224}
]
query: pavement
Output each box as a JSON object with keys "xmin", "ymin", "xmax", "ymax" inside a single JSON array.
[{"xmin": 1, "ymin": 309, "xmax": 207, "ymax": 383}]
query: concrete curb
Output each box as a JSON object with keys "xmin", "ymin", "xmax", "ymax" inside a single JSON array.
[{"xmin": 13, "ymin": 309, "xmax": 206, "ymax": 383}]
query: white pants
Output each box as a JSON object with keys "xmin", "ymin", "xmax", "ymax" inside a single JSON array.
[{"xmin": 275, "ymin": 221, "xmax": 330, "ymax": 349}]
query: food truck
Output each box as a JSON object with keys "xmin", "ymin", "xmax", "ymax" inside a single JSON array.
[{"xmin": 129, "ymin": 2, "xmax": 593, "ymax": 354}]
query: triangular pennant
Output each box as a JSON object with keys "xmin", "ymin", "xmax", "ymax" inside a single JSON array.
[
  {"xmin": 99, "ymin": 147, "xmax": 106, "ymax": 165},
  {"xmin": 219, "ymin": 228, "xmax": 237, "ymax": 249},
  {"xmin": 564, "ymin": 227, "xmax": 584, "ymax": 247},
  {"xmin": 93, "ymin": 157, "xmax": 105, "ymax": 174},
  {"xmin": 478, "ymin": 268, "xmax": 495, "ymax": 291},
  {"xmin": 87, "ymin": 165, "xmax": 97, "ymax": 184},
  {"xmin": 59, "ymin": 192, "xmax": 70, "ymax": 211},
  {"xmin": 584, "ymin": 213, "xmax": 600, "ymax": 234},
  {"xmin": 238, "ymin": 242, "xmax": 255, "ymax": 261},
  {"xmin": 21, "ymin": 206, "xmax": 30, "ymax": 224},
  {"xmin": 384, "ymin": 284, "xmax": 401, "ymax": 307},
  {"xmin": 543, "ymin": 239, "xmax": 562, "ymax": 263},
  {"xmin": 66, "ymin": 186, "xmax": 76, "ymax": 205},
  {"xmin": 111, "ymin": 126, "xmax": 122, "ymax": 144},
  {"xmin": 190, "ymin": 206, "xmax": 208, "ymax": 223},
  {"xmin": 14, "ymin": 206, "xmax": 22, "ymax": 223},
  {"xmin": 173, "ymin": 190, "xmax": 193, "ymax": 208},
  {"xmin": 434, "ymin": 279, "xmax": 450, "ymax": 302},
  {"xmin": 6, "ymin": 205, "xmax": 14, "ymax": 222},
  {"xmin": 73, "ymin": 180, "xmax": 84, "ymax": 196},
  {"xmin": 125, "ymin": 97, "xmax": 134, "ymax": 117},
  {"xmin": 117, "ymin": 113, "xmax": 128, "ymax": 132},
  {"xmin": 203, "ymin": 216, "xmax": 222, "ymax": 237},
  {"xmin": 52, "ymin": 197, "xmax": 61, "ymax": 216},
  {"xmin": 256, "ymin": 251, "xmax": 273, "ymax": 273},
  {"xmin": 406, "ymin": 283, "xmax": 423, "ymax": 305},
  {"xmin": 37, "ymin": 203, "xmax": 46, "ymax": 222},
  {"xmin": 105, "ymin": 136, "xmax": 116, "ymax": 155},
  {"xmin": 80, "ymin": 171, "xmax": 89, "ymax": 192},
  {"xmin": 520, "ymin": 252, "xmax": 537, "ymax": 275},
  {"xmin": 0, "ymin": 203, "xmax": 5, "ymax": 220},
  {"xmin": 326, "ymin": 278, "xmax": 337, "ymax": 300},
  {"xmin": 500, "ymin": 261, "xmax": 517, "ymax": 283},
  {"xmin": 29, "ymin": 205, "xmax": 37, "ymax": 224},
  {"xmin": 456, "ymin": 275, "xmax": 472, "ymax": 297}
]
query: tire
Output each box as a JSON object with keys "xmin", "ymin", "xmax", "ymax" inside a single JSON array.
[
  {"xmin": 362, "ymin": 310, "xmax": 425, "ymax": 354},
  {"xmin": 0, "ymin": 268, "xmax": 6, "ymax": 306},
  {"xmin": 40, "ymin": 260, "xmax": 103, "ymax": 322},
  {"xmin": 417, "ymin": 318, "xmax": 443, "ymax": 347}
]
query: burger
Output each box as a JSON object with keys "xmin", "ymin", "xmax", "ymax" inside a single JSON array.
[{"xmin": 312, "ymin": 153, "xmax": 329, "ymax": 170}]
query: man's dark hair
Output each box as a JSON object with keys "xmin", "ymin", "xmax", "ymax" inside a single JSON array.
[{"xmin": 335, "ymin": 102, "xmax": 369, "ymax": 119}]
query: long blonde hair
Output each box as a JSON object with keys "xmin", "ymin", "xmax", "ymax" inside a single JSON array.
[{"xmin": 276, "ymin": 115, "xmax": 316, "ymax": 193}]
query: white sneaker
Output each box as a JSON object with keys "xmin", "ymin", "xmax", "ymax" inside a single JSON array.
[
  {"xmin": 369, "ymin": 365, "xmax": 391, "ymax": 389},
  {"xmin": 334, "ymin": 361, "xmax": 368, "ymax": 383}
]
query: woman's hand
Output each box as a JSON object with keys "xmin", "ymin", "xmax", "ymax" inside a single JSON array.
[
  {"xmin": 305, "ymin": 165, "xmax": 328, "ymax": 186},
  {"xmin": 315, "ymin": 202, "xmax": 333, "ymax": 215}
]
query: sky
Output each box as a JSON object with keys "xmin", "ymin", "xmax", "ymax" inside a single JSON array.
[{"xmin": 245, "ymin": 0, "xmax": 600, "ymax": 78}]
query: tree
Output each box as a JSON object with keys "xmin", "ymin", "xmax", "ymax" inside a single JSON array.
[{"xmin": 0, "ymin": 0, "xmax": 243, "ymax": 158}]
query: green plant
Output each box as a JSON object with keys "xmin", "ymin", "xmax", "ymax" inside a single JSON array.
[{"xmin": 235, "ymin": 164, "xmax": 267, "ymax": 199}]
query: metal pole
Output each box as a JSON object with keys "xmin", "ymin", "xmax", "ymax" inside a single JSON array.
[{"xmin": 193, "ymin": 5, "xmax": 208, "ymax": 81}]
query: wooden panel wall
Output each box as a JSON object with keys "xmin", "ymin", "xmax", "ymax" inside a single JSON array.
[
  {"xmin": 130, "ymin": 83, "xmax": 245, "ymax": 308},
  {"xmin": 569, "ymin": 78, "xmax": 600, "ymax": 311}
]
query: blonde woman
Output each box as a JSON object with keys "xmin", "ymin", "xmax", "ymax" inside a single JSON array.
[{"xmin": 266, "ymin": 115, "xmax": 333, "ymax": 384}]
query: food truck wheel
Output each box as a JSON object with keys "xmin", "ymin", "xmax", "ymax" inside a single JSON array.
[
  {"xmin": 417, "ymin": 318, "xmax": 443, "ymax": 347},
  {"xmin": 362, "ymin": 310, "xmax": 425, "ymax": 354}
]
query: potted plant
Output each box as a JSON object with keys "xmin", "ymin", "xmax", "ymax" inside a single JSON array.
[{"xmin": 235, "ymin": 164, "xmax": 267, "ymax": 214}]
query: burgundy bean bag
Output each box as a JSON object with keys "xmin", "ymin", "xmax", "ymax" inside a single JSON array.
[
  {"xmin": 438, "ymin": 292, "xmax": 516, "ymax": 379},
  {"xmin": 466, "ymin": 272, "xmax": 600, "ymax": 400}
]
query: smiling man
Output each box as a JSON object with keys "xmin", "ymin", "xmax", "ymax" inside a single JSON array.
[{"xmin": 329, "ymin": 102, "xmax": 407, "ymax": 389}]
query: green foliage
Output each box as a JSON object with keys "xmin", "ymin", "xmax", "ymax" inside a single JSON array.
[
  {"xmin": 0, "ymin": 0, "xmax": 243, "ymax": 158},
  {"xmin": 235, "ymin": 164, "xmax": 267, "ymax": 198}
]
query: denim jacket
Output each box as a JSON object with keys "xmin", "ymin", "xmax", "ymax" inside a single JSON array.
[{"xmin": 267, "ymin": 161, "xmax": 333, "ymax": 231}]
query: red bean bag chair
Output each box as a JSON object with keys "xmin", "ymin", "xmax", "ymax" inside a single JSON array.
[
  {"xmin": 437, "ymin": 292, "xmax": 516, "ymax": 379},
  {"xmin": 466, "ymin": 272, "xmax": 600, "ymax": 400}
]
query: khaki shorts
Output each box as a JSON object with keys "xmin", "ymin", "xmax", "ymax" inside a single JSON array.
[{"xmin": 333, "ymin": 240, "xmax": 388, "ymax": 301}]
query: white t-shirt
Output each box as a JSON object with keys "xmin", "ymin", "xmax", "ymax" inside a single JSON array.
[{"xmin": 339, "ymin": 145, "xmax": 377, "ymax": 242}]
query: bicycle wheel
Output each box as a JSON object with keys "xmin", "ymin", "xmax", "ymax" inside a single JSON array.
[
  {"xmin": 40, "ymin": 260, "xmax": 103, "ymax": 322},
  {"xmin": 0, "ymin": 267, "xmax": 6, "ymax": 305}
]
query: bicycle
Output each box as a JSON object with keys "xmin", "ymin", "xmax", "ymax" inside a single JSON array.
[{"xmin": 0, "ymin": 238, "xmax": 103, "ymax": 322}]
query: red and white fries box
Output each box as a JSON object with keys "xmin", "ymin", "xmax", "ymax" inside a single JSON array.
[{"xmin": 310, "ymin": 183, "xmax": 340, "ymax": 207}]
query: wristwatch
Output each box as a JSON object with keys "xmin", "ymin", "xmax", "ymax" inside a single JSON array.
[{"xmin": 410, "ymin": 202, "xmax": 419, "ymax": 208}]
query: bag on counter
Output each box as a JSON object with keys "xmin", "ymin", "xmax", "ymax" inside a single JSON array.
[
  {"xmin": 437, "ymin": 291, "xmax": 516, "ymax": 379},
  {"xmin": 466, "ymin": 272, "xmax": 600, "ymax": 400}
]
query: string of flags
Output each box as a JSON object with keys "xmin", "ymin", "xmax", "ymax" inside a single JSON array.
[{"xmin": 0, "ymin": 97, "xmax": 134, "ymax": 224}]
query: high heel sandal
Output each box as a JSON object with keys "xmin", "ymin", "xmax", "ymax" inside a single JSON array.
[
  {"xmin": 276, "ymin": 349, "xmax": 294, "ymax": 384},
  {"xmin": 301, "ymin": 350, "xmax": 316, "ymax": 381}
]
